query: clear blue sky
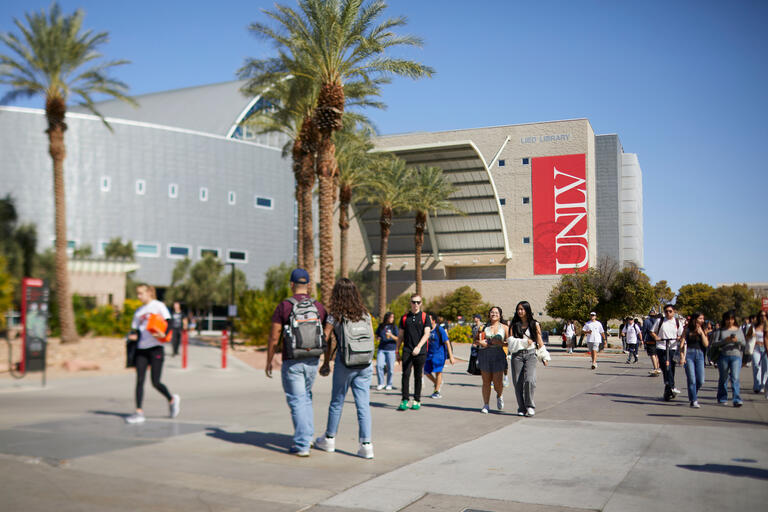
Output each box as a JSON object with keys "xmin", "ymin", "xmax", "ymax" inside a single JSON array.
[{"xmin": 2, "ymin": 0, "xmax": 766, "ymax": 293}]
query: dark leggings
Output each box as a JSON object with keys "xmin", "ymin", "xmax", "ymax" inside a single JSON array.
[
  {"xmin": 401, "ymin": 349, "xmax": 427, "ymax": 402},
  {"xmin": 135, "ymin": 346, "xmax": 172, "ymax": 409}
]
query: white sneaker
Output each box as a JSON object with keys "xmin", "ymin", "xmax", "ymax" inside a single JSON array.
[
  {"xmin": 480, "ymin": 404, "xmax": 489, "ymax": 414},
  {"xmin": 526, "ymin": 407, "xmax": 535, "ymax": 417},
  {"xmin": 691, "ymin": 401, "xmax": 701, "ymax": 408},
  {"xmin": 497, "ymin": 396, "xmax": 504, "ymax": 410},
  {"xmin": 503, "ymin": 375, "xmax": 510, "ymax": 388},
  {"xmin": 385, "ymin": 385, "xmax": 393, "ymax": 390},
  {"xmin": 169, "ymin": 394, "xmax": 181, "ymax": 418},
  {"xmin": 314, "ymin": 436, "xmax": 335, "ymax": 452},
  {"xmin": 376, "ymin": 384, "xmax": 385, "ymax": 390},
  {"xmin": 357, "ymin": 442, "xmax": 374, "ymax": 459},
  {"xmin": 125, "ymin": 412, "xmax": 145, "ymax": 424},
  {"xmin": 671, "ymin": 388, "xmax": 681, "ymax": 397}
]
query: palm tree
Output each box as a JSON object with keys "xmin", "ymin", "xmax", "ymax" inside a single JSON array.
[
  {"xmin": 243, "ymin": 0, "xmax": 433, "ymax": 302},
  {"xmin": 0, "ymin": 3, "xmax": 135, "ymax": 343},
  {"xmin": 357, "ymin": 157, "xmax": 414, "ymax": 319},
  {"xmin": 411, "ymin": 166, "xmax": 462, "ymax": 296},
  {"xmin": 333, "ymin": 123, "xmax": 381, "ymax": 278}
]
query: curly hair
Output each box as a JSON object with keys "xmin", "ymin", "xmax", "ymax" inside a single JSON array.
[{"xmin": 329, "ymin": 278, "xmax": 368, "ymax": 322}]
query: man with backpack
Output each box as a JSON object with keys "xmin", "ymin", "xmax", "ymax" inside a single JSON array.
[
  {"xmin": 642, "ymin": 309, "xmax": 661, "ymax": 376},
  {"xmin": 396, "ymin": 293, "xmax": 432, "ymax": 410},
  {"xmin": 652, "ymin": 304, "xmax": 685, "ymax": 401},
  {"xmin": 266, "ymin": 268, "xmax": 327, "ymax": 457},
  {"xmin": 623, "ymin": 317, "xmax": 642, "ymax": 364}
]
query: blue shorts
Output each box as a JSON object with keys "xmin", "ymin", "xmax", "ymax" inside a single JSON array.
[{"xmin": 424, "ymin": 358, "xmax": 445, "ymax": 374}]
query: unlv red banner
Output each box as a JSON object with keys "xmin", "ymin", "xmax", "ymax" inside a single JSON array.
[{"xmin": 532, "ymin": 154, "xmax": 588, "ymax": 275}]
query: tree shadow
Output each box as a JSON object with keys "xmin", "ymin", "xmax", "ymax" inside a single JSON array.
[
  {"xmin": 677, "ymin": 463, "xmax": 768, "ymax": 480},
  {"xmin": 205, "ymin": 427, "xmax": 293, "ymax": 454},
  {"xmin": 89, "ymin": 410, "xmax": 131, "ymax": 419}
]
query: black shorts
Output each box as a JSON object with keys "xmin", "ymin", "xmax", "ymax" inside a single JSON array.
[{"xmin": 645, "ymin": 343, "xmax": 656, "ymax": 356}]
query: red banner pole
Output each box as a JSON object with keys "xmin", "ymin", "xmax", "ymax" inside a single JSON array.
[
  {"xmin": 182, "ymin": 329, "xmax": 188, "ymax": 370},
  {"xmin": 221, "ymin": 329, "xmax": 228, "ymax": 369}
]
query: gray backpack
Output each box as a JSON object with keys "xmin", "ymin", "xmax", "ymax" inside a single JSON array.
[
  {"xmin": 340, "ymin": 314, "xmax": 375, "ymax": 368},
  {"xmin": 283, "ymin": 297, "xmax": 325, "ymax": 359}
]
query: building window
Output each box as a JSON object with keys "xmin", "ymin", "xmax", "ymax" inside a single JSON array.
[
  {"xmin": 522, "ymin": 157, "xmax": 530, "ymax": 165},
  {"xmin": 523, "ymin": 237, "xmax": 530, "ymax": 244},
  {"xmin": 228, "ymin": 191, "xmax": 236, "ymax": 205},
  {"xmin": 499, "ymin": 198, "xmax": 506, "ymax": 206},
  {"xmin": 169, "ymin": 183, "xmax": 178, "ymax": 199},
  {"xmin": 498, "ymin": 159, "xmax": 505, "ymax": 167},
  {"xmin": 135, "ymin": 179, "xmax": 146, "ymax": 195},
  {"xmin": 100, "ymin": 176, "xmax": 110, "ymax": 192},
  {"xmin": 227, "ymin": 249, "xmax": 248, "ymax": 263},
  {"xmin": 199, "ymin": 247, "xmax": 220, "ymax": 259},
  {"xmin": 199, "ymin": 187, "xmax": 208, "ymax": 202},
  {"xmin": 522, "ymin": 197, "xmax": 530, "ymax": 204},
  {"xmin": 255, "ymin": 196, "xmax": 273, "ymax": 209},
  {"xmin": 135, "ymin": 242, "xmax": 160, "ymax": 258},
  {"xmin": 167, "ymin": 244, "xmax": 191, "ymax": 259}
]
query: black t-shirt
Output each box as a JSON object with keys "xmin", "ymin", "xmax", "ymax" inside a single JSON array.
[{"xmin": 399, "ymin": 311, "xmax": 432, "ymax": 350}]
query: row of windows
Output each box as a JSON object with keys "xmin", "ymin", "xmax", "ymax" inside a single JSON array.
[
  {"xmin": 99, "ymin": 177, "xmax": 273, "ymax": 209},
  {"xmin": 497, "ymin": 158, "xmax": 530, "ymax": 167},
  {"xmin": 498, "ymin": 197, "xmax": 530, "ymax": 206},
  {"xmin": 63, "ymin": 239, "xmax": 248, "ymax": 263}
]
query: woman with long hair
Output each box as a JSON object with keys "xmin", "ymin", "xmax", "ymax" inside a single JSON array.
[
  {"xmin": 710, "ymin": 310, "xmax": 746, "ymax": 407},
  {"xmin": 476, "ymin": 306, "xmax": 508, "ymax": 414},
  {"xmin": 315, "ymin": 278, "xmax": 374, "ymax": 459},
  {"xmin": 509, "ymin": 301, "xmax": 544, "ymax": 417},
  {"xmin": 746, "ymin": 310, "xmax": 768, "ymax": 394},
  {"xmin": 125, "ymin": 284, "xmax": 180, "ymax": 424},
  {"xmin": 680, "ymin": 312, "xmax": 708, "ymax": 408},
  {"xmin": 375, "ymin": 312, "xmax": 398, "ymax": 390}
]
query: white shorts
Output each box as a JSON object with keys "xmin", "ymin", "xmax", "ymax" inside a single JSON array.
[{"xmin": 587, "ymin": 342, "xmax": 601, "ymax": 352}]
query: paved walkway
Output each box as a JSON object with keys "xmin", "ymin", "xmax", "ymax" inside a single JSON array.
[{"xmin": 1, "ymin": 342, "xmax": 766, "ymax": 511}]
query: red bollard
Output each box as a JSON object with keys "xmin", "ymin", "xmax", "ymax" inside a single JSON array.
[
  {"xmin": 182, "ymin": 329, "xmax": 188, "ymax": 370},
  {"xmin": 221, "ymin": 329, "xmax": 228, "ymax": 369}
]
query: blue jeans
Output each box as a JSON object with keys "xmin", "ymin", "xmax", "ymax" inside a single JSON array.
[
  {"xmin": 683, "ymin": 347, "xmax": 705, "ymax": 403},
  {"xmin": 751, "ymin": 345, "xmax": 767, "ymax": 392},
  {"xmin": 325, "ymin": 356, "xmax": 372, "ymax": 443},
  {"xmin": 281, "ymin": 358, "xmax": 319, "ymax": 450},
  {"xmin": 717, "ymin": 354, "xmax": 742, "ymax": 404},
  {"xmin": 376, "ymin": 349, "xmax": 396, "ymax": 387}
]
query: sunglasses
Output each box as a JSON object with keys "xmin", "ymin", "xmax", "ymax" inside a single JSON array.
[
  {"xmin": 411, "ymin": 300, "xmax": 421, "ymax": 304},
  {"xmin": 665, "ymin": 309, "xmax": 674, "ymax": 313}
]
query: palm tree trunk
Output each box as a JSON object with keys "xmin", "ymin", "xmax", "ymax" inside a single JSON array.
[
  {"xmin": 338, "ymin": 184, "xmax": 351, "ymax": 279},
  {"xmin": 299, "ymin": 152, "xmax": 315, "ymax": 291},
  {"xmin": 316, "ymin": 135, "xmax": 336, "ymax": 303},
  {"xmin": 292, "ymin": 151, "xmax": 304, "ymax": 269},
  {"xmin": 378, "ymin": 207, "xmax": 392, "ymax": 320},
  {"xmin": 414, "ymin": 210, "xmax": 427, "ymax": 297},
  {"xmin": 46, "ymin": 96, "xmax": 78, "ymax": 344}
]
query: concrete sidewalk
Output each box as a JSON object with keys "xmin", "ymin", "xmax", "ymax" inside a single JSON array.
[{"xmin": 1, "ymin": 342, "xmax": 766, "ymax": 511}]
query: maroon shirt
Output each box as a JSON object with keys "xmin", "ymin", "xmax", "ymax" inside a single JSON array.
[{"xmin": 271, "ymin": 294, "xmax": 327, "ymax": 359}]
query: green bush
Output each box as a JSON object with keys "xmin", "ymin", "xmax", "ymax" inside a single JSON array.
[
  {"xmin": 448, "ymin": 324, "xmax": 473, "ymax": 344},
  {"xmin": 84, "ymin": 305, "xmax": 120, "ymax": 336},
  {"xmin": 539, "ymin": 320, "xmax": 560, "ymax": 333}
]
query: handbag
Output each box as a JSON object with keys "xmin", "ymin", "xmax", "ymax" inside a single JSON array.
[{"xmin": 466, "ymin": 345, "xmax": 481, "ymax": 375}]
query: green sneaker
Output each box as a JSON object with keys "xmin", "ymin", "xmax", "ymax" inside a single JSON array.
[
  {"xmin": 410, "ymin": 401, "xmax": 421, "ymax": 410},
  {"xmin": 397, "ymin": 400, "xmax": 408, "ymax": 411}
]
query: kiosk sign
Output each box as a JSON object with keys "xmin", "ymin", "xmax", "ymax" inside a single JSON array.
[{"xmin": 22, "ymin": 278, "xmax": 48, "ymax": 373}]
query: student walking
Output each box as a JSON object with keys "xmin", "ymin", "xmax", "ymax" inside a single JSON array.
[
  {"xmin": 642, "ymin": 310, "xmax": 662, "ymax": 376},
  {"xmin": 315, "ymin": 278, "xmax": 375, "ymax": 459},
  {"xmin": 509, "ymin": 301, "xmax": 544, "ymax": 417},
  {"xmin": 125, "ymin": 284, "xmax": 180, "ymax": 424},
  {"xmin": 476, "ymin": 306, "xmax": 508, "ymax": 413},
  {"xmin": 564, "ymin": 320, "xmax": 576, "ymax": 354},
  {"xmin": 424, "ymin": 312, "xmax": 455, "ymax": 399},
  {"xmin": 169, "ymin": 301, "xmax": 186, "ymax": 357},
  {"xmin": 266, "ymin": 268, "xmax": 327, "ymax": 456},
  {"xmin": 583, "ymin": 312, "xmax": 605, "ymax": 370},
  {"xmin": 710, "ymin": 310, "xmax": 746, "ymax": 407},
  {"xmin": 396, "ymin": 294, "xmax": 432, "ymax": 411},
  {"xmin": 680, "ymin": 312, "xmax": 709, "ymax": 408},
  {"xmin": 375, "ymin": 312, "xmax": 398, "ymax": 390},
  {"xmin": 623, "ymin": 317, "xmax": 642, "ymax": 364},
  {"xmin": 652, "ymin": 305, "xmax": 685, "ymax": 401},
  {"xmin": 746, "ymin": 311, "xmax": 767, "ymax": 394}
]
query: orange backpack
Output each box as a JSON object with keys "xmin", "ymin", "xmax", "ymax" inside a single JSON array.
[{"xmin": 146, "ymin": 313, "xmax": 171, "ymax": 342}]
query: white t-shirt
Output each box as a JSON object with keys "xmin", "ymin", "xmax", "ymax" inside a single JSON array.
[
  {"xmin": 132, "ymin": 299, "xmax": 171, "ymax": 349},
  {"xmin": 654, "ymin": 317, "xmax": 685, "ymax": 350},
  {"xmin": 622, "ymin": 323, "xmax": 641, "ymax": 344},
  {"xmin": 583, "ymin": 320, "xmax": 604, "ymax": 345},
  {"xmin": 564, "ymin": 323, "xmax": 575, "ymax": 337}
]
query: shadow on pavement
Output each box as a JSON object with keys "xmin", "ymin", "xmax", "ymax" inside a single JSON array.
[
  {"xmin": 205, "ymin": 427, "xmax": 292, "ymax": 453},
  {"xmin": 649, "ymin": 414, "xmax": 768, "ymax": 427},
  {"xmin": 677, "ymin": 463, "xmax": 768, "ymax": 480},
  {"xmin": 90, "ymin": 410, "xmax": 131, "ymax": 419}
]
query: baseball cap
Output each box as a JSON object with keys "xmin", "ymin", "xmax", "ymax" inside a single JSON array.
[
  {"xmin": 589, "ymin": 312, "xmax": 596, "ymax": 316},
  {"xmin": 290, "ymin": 268, "xmax": 310, "ymax": 284}
]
